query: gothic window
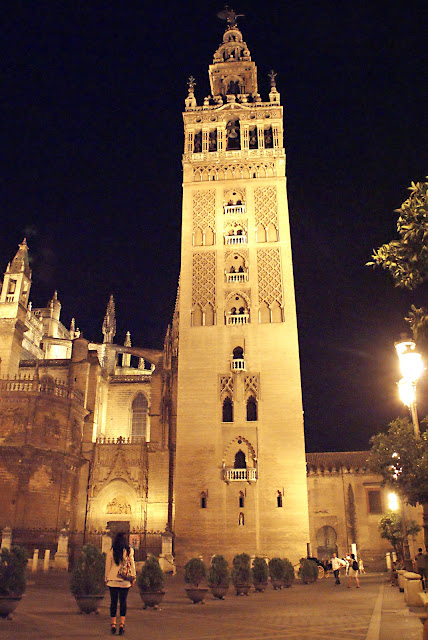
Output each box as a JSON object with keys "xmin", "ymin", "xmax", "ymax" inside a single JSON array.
[
  {"xmin": 192, "ymin": 306, "xmax": 203, "ymax": 327},
  {"xmin": 131, "ymin": 393, "xmax": 148, "ymax": 440},
  {"xmin": 7, "ymin": 279, "xmax": 16, "ymax": 294},
  {"xmin": 205, "ymin": 227, "xmax": 214, "ymax": 246},
  {"xmin": 277, "ymin": 491, "xmax": 283, "ymax": 508},
  {"xmin": 194, "ymin": 228, "xmax": 203, "ymax": 246},
  {"xmin": 246, "ymin": 396, "xmax": 257, "ymax": 421},
  {"xmin": 239, "ymin": 491, "xmax": 245, "ymax": 508},
  {"xmin": 367, "ymin": 488, "xmax": 382, "ymax": 514},
  {"xmin": 201, "ymin": 492, "xmax": 207, "ymax": 509},
  {"xmin": 271, "ymin": 301, "xmax": 282, "ymax": 323},
  {"xmin": 266, "ymin": 222, "xmax": 278, "ymax": 242},
  {"xmin": 226, "ymin": 120, "xmax": 240, "ymax": 151},
  {"xmin": 222, "ymin": 397, "xmax": 233, "ymax": 422},
  {"xmin": 209, "ymin": 130, "xmax": 217, "ymax": 151},
  {"xmin": 204, "ymin": 303, "xmax": 214, "ymax": 326},
  {"xmin": 234, "ymin": 449, "xmax": 246, "ymax": 469},
  {"xmin": 249, "ymin": 128, "xmax": 258, "ymax": 149},
  {"xmin": 259, "ymin": 301, "xmax": 270, "ymax": 324},
  {"xmin": 194, "ymin": 131, "xmax": 202, "ymax": 152},
  {"xmin": 264, "ymin": 127, "xmax": 273, "ymax": 148}
]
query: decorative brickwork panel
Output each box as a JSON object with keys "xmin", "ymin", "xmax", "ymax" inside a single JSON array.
[
  {"xmin": 192, "ymin": 252, "xmax": 216, "ymax": 308},
  {"xmin": 192, "ymin": 190, "xmax": 216, "ymax": 231},
  {"xmin": 244, "ymin": 375, "xmax": 260, "ymax": 399},
  {"xmin": 193, "ymin": 162, "xmax": 275, "ymax": 182},
  {"xmin": 254, "ymin": 186, "xmax": 279, "ymax": 229},
  {"xmin": 257, "ymin": 248, "xmax": 283, "ymax": 307},
  {"xmin": 219, "ymin": 375, "xmax": 234, "ymax": 399}
]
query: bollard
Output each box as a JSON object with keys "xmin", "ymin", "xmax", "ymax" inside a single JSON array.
[
  {"xmin": 1, "ymin": 526, "xmax": 12, "ymax": 550},
  {"xmin": 43, "ymin": 549, "xmax": 50, "ymax": 572},
  {"xmin": 385, "ymin": 552, "xmax": 391, "ymax": 570},
  {"xmin": 32, "ymin": 549, "xmax": 39, "ymax": 573}
]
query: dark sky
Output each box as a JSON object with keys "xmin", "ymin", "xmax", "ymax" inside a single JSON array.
[{"xmin": 1, "ymin": 1, "xmax": 427, "ymax": 452}]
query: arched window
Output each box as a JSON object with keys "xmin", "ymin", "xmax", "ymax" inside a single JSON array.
[
  {"xmin": 233, "ymin": 346, "xmax": 244, "ymax": 360},
  {"xmin": 234, "ymin": 449, "xmax": 246, "ymax": 469},
  {"xmin": 222, "ymin": 397, "xmax": 233, "ymax": 422},
  {"xmin": 239, "ymin": 491, "xmax": 245, "ymax": 508},
  {"xmin": 200, "ymin": 492, "xmax": 207, "ymax": 509},
  {"xmin": 131, "ymin": 393, "xmax": 148, "ymax": 440},
  {"xmin": 277, "ymin": 491, "xmax": 283, "ymax": 508},
  {"xmin": 246, "ymin": 396, "xmax": 258, "ymax": 421},
  {"xmin": 238, "ymin": 512, "xmax": 245, "ymax": 525}
]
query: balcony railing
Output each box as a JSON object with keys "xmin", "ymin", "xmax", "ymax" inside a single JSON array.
[
  {"xmin": 224, "ymin": 204, "xmax": 246, "ymax": 215},
  {"xmin": 224, "ymin": 235, "xmax": 247, "ymax": 245},
  {"xmin": 224, "ymin": 468, "xmax": 257, "ymax": 482},
  {"xmin": 226, "ymin": 313, "xmax": 249, "ymax": 325},
  {"xmin": 226, "ymin": 272, "xmax": 248, "ymax": 283},
  {"xmin": 231, "ymin": 359, "xmax": 246, "ymax": 371}
]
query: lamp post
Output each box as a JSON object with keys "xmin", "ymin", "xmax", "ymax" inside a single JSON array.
[
  {"xmin": 394, "ymin": 337, "xmax": 424, "ymax": 568},
  {"xmin": 395, "ymin": 337, "xmax": 423, "ymax": 436}
]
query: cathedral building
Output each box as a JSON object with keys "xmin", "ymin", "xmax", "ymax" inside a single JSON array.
[{"xmin": 0, "ymin": 14, "xmax": 420, "ymax": 569}]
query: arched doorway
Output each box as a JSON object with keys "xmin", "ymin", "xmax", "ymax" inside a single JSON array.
[{"xmin": 316, "ymin": 525, "xmax": 338, "ymax": 561}]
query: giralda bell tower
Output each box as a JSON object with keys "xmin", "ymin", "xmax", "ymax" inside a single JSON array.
[{"xmin": 174, "ymin": 9, "xmax": 309, "ymax": 563}]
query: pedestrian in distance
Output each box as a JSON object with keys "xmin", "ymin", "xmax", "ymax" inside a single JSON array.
[
  {"xmin": 105, "ymin": 532, "xmax": 136, "ymax": 635},
  {"xmin": 331, "ymin": 552, "xmax": 346, "ymax": 585},
  {"xmin": 347, "ymin": 553, "xmax": 360, "ymax": 588},
  {"xmin": 415, "ymin": 548, "xmax": 426, "ymax": 589}
]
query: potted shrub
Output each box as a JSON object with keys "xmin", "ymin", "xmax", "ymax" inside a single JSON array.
[
  {"xmin": 231, "ymin": 553, "xmax": 252, "ymax": 596},
  {"xmin": 252, "ymin": 557, "xmax": 269, "ymax": 592},
  {"xmin": 208, "ymin": 555, "xmax": 230, "ymax": 599},
  {"xmin": 137, "ymin": 555, "xmax": 165, "ymax": 609},
  {"xmin": 268, "ymin": 557, "xmax": 286, "ymax": 590},
  {"xmin": 70, "ymin": 544, "xmax": 106, "ymax": 614},
  {"xmin": 298, "ymin": 558, "xmax": 319, "ymax": 584},
  {"xmin": 184, "ymin": 557, "xmax": 208, "ymax": 604},
  {"xmin": 282, "ymin": 558, "xmax": 295, "ymax": 588},
  {"xmin": 0, "ymin": 545, "xmax": 28, "ymax": 619}
]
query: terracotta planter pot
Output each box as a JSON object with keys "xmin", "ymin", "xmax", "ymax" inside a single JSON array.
[
  {"xmin": 74, "ymin": 594, "xmax": 104, "ymax": 614},
  {"xmin": 210, "ymin": 585, "xmax": 229, "ymax": 600},
  {"xmin": 139, "ymin": 590, "xmax": 165, "ymax": 609},
  {"xmin": 234, "ymin": 583, "xmax": 251, "ymax": 596},
  {"xmin": 185, "ymin": 587, "xmax": 209, "ymax": 604},
  {"xmin": 0, "ymin": 595, "xmax": 22, "ymax": 619},
  {"xmin": 253, "ymin": 581, "xmax": 268, "ymax": 592},
  {"xmin": 271, "ymin": 578, "xmax": 284, "ymax": 590}
]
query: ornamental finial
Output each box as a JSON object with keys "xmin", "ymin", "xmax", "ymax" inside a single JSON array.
[
  {"xmin": 217, "ymin": 5, "xmax": 245, "ymax": 29},
  {"xmin": 187, "ymin": 76, "xmax": 196, "ymax": 93},
  {"xmin": 269, "ymin": 70, "xmax": 277, "ymax": 88}
]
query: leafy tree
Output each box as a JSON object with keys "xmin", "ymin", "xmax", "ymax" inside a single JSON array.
[
  {"xmin": 368, "ymin": 416, "xmax": 428, "ymax": 546},
  {"xmin": 378, "ymin": 511, "xmax": 421, "ymax": 559},
  {"xmin": 369, "ymin": 178, "xmax": 428, "ymax": 290}
]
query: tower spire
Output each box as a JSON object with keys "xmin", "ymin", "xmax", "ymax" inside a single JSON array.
[{"xmin": 102, "ymin": 295, "xmax": 116, "ymax": 344}]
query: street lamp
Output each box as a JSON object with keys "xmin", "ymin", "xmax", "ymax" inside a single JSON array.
[{"xmin": 395, "ymin": 337, "xmax": 423, "ymax": 436}]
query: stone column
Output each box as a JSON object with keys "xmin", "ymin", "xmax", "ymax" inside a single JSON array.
[
  {"xmin": 1, "ymin": 526, "xmax": 12, "ymax": 550},
  {"xmin": 54, "ymin": 527, "xmax": 69, "ymax": 570},
  {"xmin": 159, "ymin": 528, "xmax": 175, "ymax": 574},
  {"xmin": 102, "ymin": 529, "xmax": 112, "ymax": 555},
  {"xmin": 43, "ymin": 549, "xmax": 51, "ymax": 572}
]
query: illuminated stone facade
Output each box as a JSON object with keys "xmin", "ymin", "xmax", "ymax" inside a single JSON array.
[{"xmin": 174, "ymin": 19, "xmax": 310, "ymax": 564}]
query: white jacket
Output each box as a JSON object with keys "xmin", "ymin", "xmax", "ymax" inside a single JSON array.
[{"xmin": 105, "ymin": 547, "xmax": 136, "ymax": 588}]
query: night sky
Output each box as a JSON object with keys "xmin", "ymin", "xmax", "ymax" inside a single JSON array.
[{"xmin": 1, "ymin": 1, "xmax": 427, "ymax": 452}]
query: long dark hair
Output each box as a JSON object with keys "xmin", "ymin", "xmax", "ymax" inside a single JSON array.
[{"xmin": 112, "ymin": 532, "xmax": 130, "ymax": 566}]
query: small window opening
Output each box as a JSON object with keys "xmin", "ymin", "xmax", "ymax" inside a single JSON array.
[
  {"xmin": 238, "ymin": 512, "xmax": 245, "ymax": 525},
  {"xmin": 201, "ymin": 492, "xmax": 207, "ymax": 509},
  {"xmin": 246, "ymin": 396, "xmax": 258, "ymax": 421},
  {"xmin": 277, "ymin": 491, "xmax": 283, "ymax": 508},
  {"xmin": 239, "ymin": 491, "xmax": 245, "ymax": 508},
  {"xmin": 222, "ymin": 397, "xmax": 233, "ymax": 422}
]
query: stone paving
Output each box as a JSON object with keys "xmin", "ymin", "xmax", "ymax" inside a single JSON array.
[{"xmin": 0, "ymin": 571, "xmax": 423, "ymax": 640}]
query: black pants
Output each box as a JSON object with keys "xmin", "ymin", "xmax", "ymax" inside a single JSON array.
[
  {"xmin": 109, "ymin": 587, "xmax": 129, "ymax": 617},
  {"xmin": 334, "ymin": 569, "xmax": 340, "ymax": 584}
]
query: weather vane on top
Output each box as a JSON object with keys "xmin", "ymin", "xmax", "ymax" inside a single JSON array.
[{"xmin": 217, "ymin": 5, "xmax": 245, "ymax": 29}]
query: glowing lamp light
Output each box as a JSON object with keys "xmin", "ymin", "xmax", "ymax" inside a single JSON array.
[
  {"xmin": 398, "ymin": 378, "xmax": 416, "ymax": 408},
  {"xmin": 388, "ymin": 492, "xmax": 399, "ymax": 511},
  {"xmin": 395, "ymin": 338, "xmax": 424, "ymax": 382}
]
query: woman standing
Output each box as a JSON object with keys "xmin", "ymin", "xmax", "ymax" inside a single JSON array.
[{"xmin": 105, "ymin": 532, "xmax": 136, "ymax": 635}]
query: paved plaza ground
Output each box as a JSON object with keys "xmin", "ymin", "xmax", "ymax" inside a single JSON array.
[{"xmin": 0, "ymin": 571, "xmax": 423, "ymax": 640}]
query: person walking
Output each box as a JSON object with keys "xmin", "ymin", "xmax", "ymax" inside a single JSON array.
[
  {"xmin": 105, "ymin": 532, "xmax": 136, "ymax": 635},
  {"xmin": 415, "ymin": 548, "xmax": 426, "ymax": 589},
  {"xmin": 347, "ymin": 553, "xmax": 360, "ymax": 588},
  {"xmin": 331, "ymin": 552, "xmax": 344, "ymax": 585}
]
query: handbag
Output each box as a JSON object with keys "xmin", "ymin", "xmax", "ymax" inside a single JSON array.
[{"xmin": 117, "ymin": 551, "xmax": 135, "ymax": 581}]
